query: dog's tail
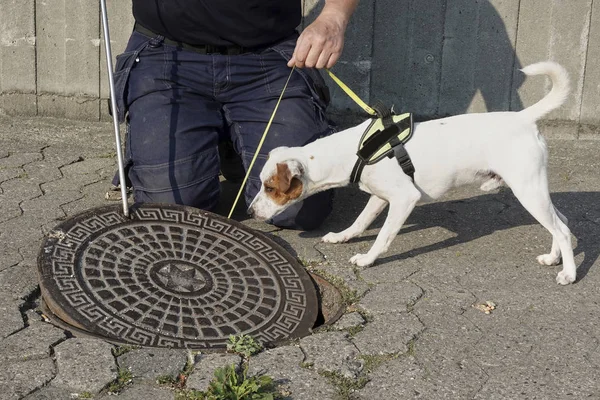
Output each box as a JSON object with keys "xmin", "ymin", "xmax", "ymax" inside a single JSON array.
[{"xmin": 519, "ymin": 61, "xmax": 570, "ymax": 122}]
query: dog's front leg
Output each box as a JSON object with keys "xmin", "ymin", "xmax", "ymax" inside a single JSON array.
[
  {"xmin": 350, "ymin": 186, "xmax": 421, "ymax": 267},
  {"xmin": 322, "ymin": 195, "xmax": 388, "ymax": 243}
]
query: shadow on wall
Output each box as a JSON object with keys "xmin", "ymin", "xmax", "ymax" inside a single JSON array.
[{"xmin": 304, "ymin": 0, "xmax": 526, "ymax": 123}]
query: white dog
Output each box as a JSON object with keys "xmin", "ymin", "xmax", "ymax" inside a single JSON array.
[{"xmin": 248, "ymin": 61, "xmax": 576, "ymax": 285}]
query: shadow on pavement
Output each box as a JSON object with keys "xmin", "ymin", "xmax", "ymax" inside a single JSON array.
[{"xmin": 299, "ymin": 188, "xmax": 600, "ymax": 283}]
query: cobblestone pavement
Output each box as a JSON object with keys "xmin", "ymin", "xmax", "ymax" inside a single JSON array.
[{"xmin": 1, "ymin": 115, "xmax": 599, "ymax": 399}]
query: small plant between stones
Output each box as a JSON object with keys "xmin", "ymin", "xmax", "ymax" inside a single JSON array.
[
  {"xmin": 105, "ymin": 367, "xmax": 133, "ymax": 394},
  {"xmin": 157, "ymin": 357, "xmax": 195, "ymax": 389},
  {"xmin": 175, "ymin": 364, "xmax": 277, "ymax": 400},
  {"xmin": 319, "ymin": 370, "xmax": 369, "ymax": 399},
  {"xmin": 226, "ymin": 334, "xmax": 263, "ymax": 359},
  {"xmin": 111, "ymin": 344, "xmax": 139, "ymax": 357}
]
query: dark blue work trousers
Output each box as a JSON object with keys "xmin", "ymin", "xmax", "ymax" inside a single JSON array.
[{"xmin": 112, "ymin": 29, "xmax": 335, "ymax": 230}]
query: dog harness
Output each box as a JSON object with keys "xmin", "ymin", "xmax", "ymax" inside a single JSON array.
[{"xmin": 350, "ymin": 106, "xmax": 415, "ymax": 183}]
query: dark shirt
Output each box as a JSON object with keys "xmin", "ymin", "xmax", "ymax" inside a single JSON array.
[{"xmin": 132, "ymin": 0, "xmax": 301, "ymax": 48}]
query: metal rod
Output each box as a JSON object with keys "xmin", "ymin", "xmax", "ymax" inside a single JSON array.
[{"xmin": 100, "ymin": 0, "xmax": 129, "ymax": 217}]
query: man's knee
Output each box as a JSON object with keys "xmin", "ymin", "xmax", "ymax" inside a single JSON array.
[{"xmin": 129, "ymin": 151, "xmax": 221, "ymax": 211}]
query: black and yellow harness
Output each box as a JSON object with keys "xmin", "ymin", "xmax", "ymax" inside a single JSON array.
[
  {"xmin": 350, "ymin": 106, "xmax": 414, "ymax": 183},
  {"xmin": 324, "ymin": 71, "xmax": 415, "ymax": 184},
  {"xmin": 228, "ymin": 68, "xmax": 416, "ymax": 218}
]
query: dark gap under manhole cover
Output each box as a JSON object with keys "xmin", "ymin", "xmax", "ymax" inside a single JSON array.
[
  {"xmin": 309, "ymin": 273, "xmax": 344, "ymax": 328},
  {"xmin": 37, "ymin": 203, "xmax": 322, "ymax": 350}
]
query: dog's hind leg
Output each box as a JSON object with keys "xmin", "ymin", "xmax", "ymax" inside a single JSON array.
[
  {"xmin": 322, "ymin": 195, "xmax": 388, "ymax": 243},
  {"xmin": 535, "ymin": 206, "xmax": 570, "ymax": 267},
  {"xmin": 506, "ymin": 173, "xmax": 575, "ymax": 284},
  {"xmin": 349, "ymin": 186, "xmax": 421, "ymax": 267}
]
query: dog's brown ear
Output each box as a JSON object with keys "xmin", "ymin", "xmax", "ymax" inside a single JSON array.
[{"xmin": 275, "ymin": 163, "xmax": 293, "ymax": 192}]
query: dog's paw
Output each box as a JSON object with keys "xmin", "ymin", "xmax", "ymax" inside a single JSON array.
[
  {"xmin": 556, "ymin": 270, "xmax": 576, "ymax": 285},
  {"xmin": 322, "ymin": 232, "xmax": 349, "ymax": 244},
  {"xmin": 537, "ymin": 253, "xmax": 561, "ymax": 266},
  {"xmin": 349, "ymin": 253, "xmax": 376, "ymax": 267}
]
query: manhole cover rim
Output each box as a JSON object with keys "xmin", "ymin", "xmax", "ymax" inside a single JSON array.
[{"xmin": 38, "ymin": 202, "xmax": 318, "ymax": 349}]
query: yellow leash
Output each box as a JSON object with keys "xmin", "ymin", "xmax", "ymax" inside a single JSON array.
[
  {"xmin": 227, "ymin": 67, "xmax": 371, "ymax": 219},
  {"xmin": 325, "ymin": 69, "xmax": 377, "ymax": 117},
  {"xmin": 228, "ymin": 66, "xmax": 296, "ymax": 218}
]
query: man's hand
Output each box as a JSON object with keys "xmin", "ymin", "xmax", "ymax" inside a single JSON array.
[{"xmin": 288, "ymin": 0, "xmax": 358, "ymax": 69}]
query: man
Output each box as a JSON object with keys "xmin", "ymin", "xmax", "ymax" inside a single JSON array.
[{"xmin": 111, "ymin": 0, "xmax": 358, "ymax": 230}]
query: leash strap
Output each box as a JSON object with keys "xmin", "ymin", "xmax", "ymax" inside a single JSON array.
[
  {"xmin": 326, "ymin": 69, "xmax": 416, "ymax": 184},
  {"xmin": 326, "ymin": 69, "xmax": 378, "ymax": 117},
  {"xmin": 228, "ymin": 66, "xmax": 296, "ymax": 219}
]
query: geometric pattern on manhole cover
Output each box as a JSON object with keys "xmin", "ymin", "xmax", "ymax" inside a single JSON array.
[{"xmin": 37, "ymin": 203, "xmax": 318, "ymax": 349}]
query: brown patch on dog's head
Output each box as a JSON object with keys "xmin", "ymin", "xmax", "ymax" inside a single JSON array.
[{"xmin": 264, "ymin": 162, "xmax": 304, "ymax": 206}]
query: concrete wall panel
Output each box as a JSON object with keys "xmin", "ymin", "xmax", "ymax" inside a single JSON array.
[
  {"xmin": 303, "ymin": 0, "xmax": 375, "ymax": 115},
  {"xmin": 440, "ymin": 0, "xmax": 520, "ymax": 116},
  {"xmin": 580, "ymin": 0, "xmax": 600, "ymax": 132},
  {"xmin": 0, "ymin": 0, "xmax": 598, "ymax": 128},
  {"xmin": 371, "ymin": 0, "xmax": 446, "ymax": 118},
  {"xmin": 515, "ymin": 0, "xmax": 592, "ymax": 124},
  {"xmin": 0, "ymin": 0, "xmax": 36, "ymax": 115},
  {"xmin": 99, "ymin": 0, "xmax": 134, "ymax": 121}
]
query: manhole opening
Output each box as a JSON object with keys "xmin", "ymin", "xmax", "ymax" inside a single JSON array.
[{"xmin": 309, "ymin": 273, "xmax": 344, "ymax": 329}]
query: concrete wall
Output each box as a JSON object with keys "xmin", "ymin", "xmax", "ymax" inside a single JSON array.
[{"xmin": 1, "ymin": 0, "xmax": 598, "ymax": 136}]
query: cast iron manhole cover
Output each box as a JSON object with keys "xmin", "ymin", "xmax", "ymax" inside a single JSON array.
[{"xmin": 38, "ymin": 203, "xmax": 318, "ymax": 349}]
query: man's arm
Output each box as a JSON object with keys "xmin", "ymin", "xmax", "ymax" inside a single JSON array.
[{"xmin": 288, "ymin": 0, "xmax": 358, "ymax": 69}]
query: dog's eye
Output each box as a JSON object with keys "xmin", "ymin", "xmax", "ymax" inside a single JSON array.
[{"xmin": 265, "ymin": 187, "xmax": 274, "ymax": 193}]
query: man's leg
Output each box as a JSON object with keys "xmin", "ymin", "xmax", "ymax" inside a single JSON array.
[
  {"xmin": 123, "ymin": 34, "xmax": 223, "ymax": 210},
  {"xmin": 219, "ymin": 47, "xmax": 335, "ymax": 230}
]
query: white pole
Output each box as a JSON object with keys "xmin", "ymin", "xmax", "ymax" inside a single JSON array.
[{"xmin": 100, "ymin": 0, "xmax": 129, "ymax": 217}]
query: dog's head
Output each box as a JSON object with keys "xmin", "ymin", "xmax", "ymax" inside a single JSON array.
[{"xmin": 248, "ymin": 147, "xmax": 307, "ymax": 221}]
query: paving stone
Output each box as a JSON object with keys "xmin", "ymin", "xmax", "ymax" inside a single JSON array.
[
  {"xmin": 22, "ymin": 161, "xmax": 63, "ymax": 183},
  {"xmin": 0, "ymin": 167, "xmax": 23, "ymax": 184},
  {"xmin": 248, "ymin": 345, "xmax": 338, "ymax": 400},
  {"xmin": 359, "ymin": 256, "xmax": 424, "ymax": 284},
  {"xmin": 21, "ymin": 191, "xmax": 80, "ymax": 223},
  {"xmin": 118, "ymin": 348, "xmax": 189, "ymax": 382},
  {"xmin": 357, "ymin": 282, "xmax": 424, "ymax": 315},
  {"xmin": 98, "ymin": 384, "xmax": 175, "ymax": 400},
  {"xmin": 312, "ymin": 261, "xmax": 371, "ymax": 301},
  {"xmin": 0, "ymin": 153, "xmax": 42, "ymax": 169},
  {"xmin": 186, "ymin": 353, "xmax": 242, "ymax": 392},
  {"xmin": 332, "ymin": 312, "xmax": 365, "ymax": 331},
  {"xmin": 352, "ymin": 313, "xmax": 424, "ymax": 355},
  {"xmin": 21, "ymin": 386, "xmax": 75, "ymax": 400},
  {"xmin": 0, "ymin": 199, "xmax": 22, "ymax": 224},
  {"xmin": 300, "ymin": 331, "xmax": 363, "ymax": 379},
  {"xmin": 0, "ymin": 319, "xmax": 65, "ymax": 363},
  {"xmin": 0, "ymin": 300, "xmax": 24, "ymax": 338},
  {"xmin": 0, "ymin": 358, "xmax": 55, "ymax": 400},
  {"xmin": 357, "ymin": 355, "xmax": 485, "ymax": 399},
  {"xmin": 0, "ymin": 246, "xmax": 22, "ymax": 271},
  {"xmin": 473, "ymin": 362, "xmax": 600, "ymax": 400},
  {"xmin": 53, "ymin": 338, "xmax": 117, "ymax": 394},
  {"xmin": 60, "ymin": 157, "xmax": 114, "ymax": 176},
  {"xmin": 41, "ymin": 173, "xmax": 102, "ymax": 195},
  {"xmin": 0, "ymin": 264, "xmax": 39, "ymax": 301},
  {"xmin": 0, "ymin": 177, "xmax": 44, "ymax": 201},
  {"xmin": 15, "ymin": 243, "xmax": 43, "ymax": 269}
]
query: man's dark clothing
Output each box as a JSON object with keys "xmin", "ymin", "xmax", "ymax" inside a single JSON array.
[
  {"xmin": 112, "ymin": 16, "xmax": 335, "ymax": 230},
  {"xmin": 132, "ymin": 0, "xmax": 302, "ymax": 48}
]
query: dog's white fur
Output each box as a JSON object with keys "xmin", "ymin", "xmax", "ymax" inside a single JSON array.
[{"xmin": 249, "ymin": 61, "xmax": 576, "ymax": 285}]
